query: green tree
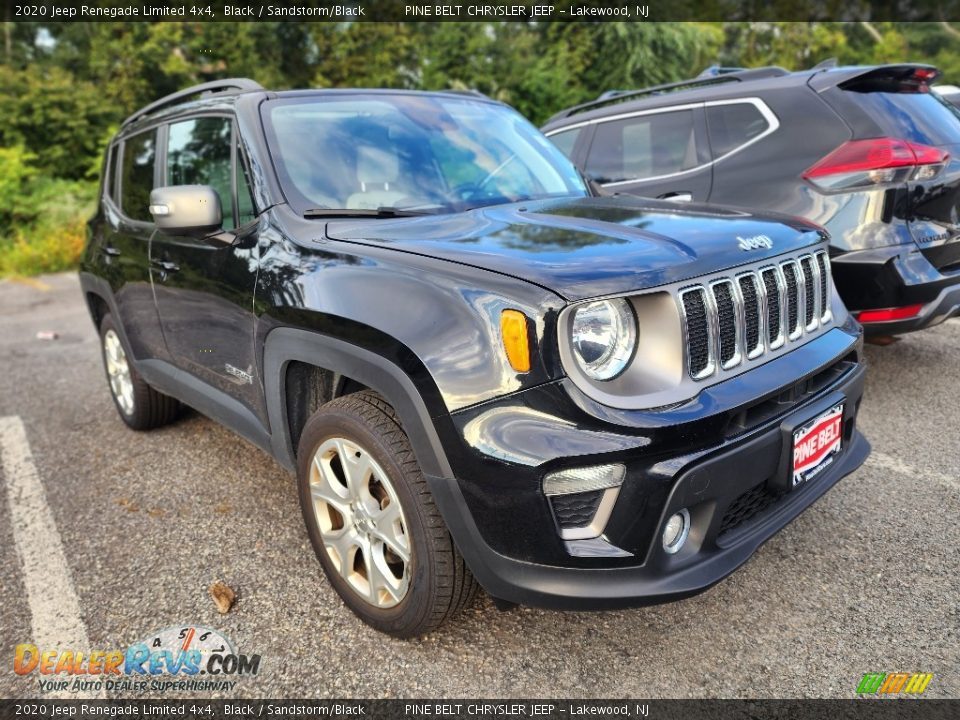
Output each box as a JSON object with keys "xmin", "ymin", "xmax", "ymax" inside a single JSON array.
[
  {"xmin": 311, "ymin": 23, "xmax": 419, "ymax": 88},
  {"xmin": 0, "ymin": 64, "xmax": 113, "ymax": 180}
]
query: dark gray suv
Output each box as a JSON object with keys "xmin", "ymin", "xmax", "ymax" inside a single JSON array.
[{"xmin": 544, "ymin": 63, "xmax": 960, "ymax": 336}]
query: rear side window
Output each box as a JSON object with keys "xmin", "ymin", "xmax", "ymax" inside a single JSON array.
[
  {"xmin": 120, "ymin": 130, "xmax": 157, "ymax": 222},
  {"xmin": 549, "ymin": 128, "xmax": 582, "ymax": 160},
  {"xmin": 851, "ymin": 92, "xmax": 960, "ymax": 146},
  {"xmin": 166, "ymin": 117, "xmax": 234, "ymax": 226},
  {"xmin": 584, "ymin": 110, "xmax": 697, "ymax": 184},
  {"xmin": 706, "ymin": 102, "xmax": 771, "ymax": 158}
]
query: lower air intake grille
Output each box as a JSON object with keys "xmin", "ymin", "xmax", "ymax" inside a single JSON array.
[
  {"xmin": 551, "ymin": 490, "xmax": 604, "ymax": 529},
  {"xmin": 718, "ymin": 482, "xmax": 781, "ymax": 537}
]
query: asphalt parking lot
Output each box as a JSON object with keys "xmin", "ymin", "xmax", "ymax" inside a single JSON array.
[{"xmin": 0, "ymin": 272, "xmax": 957, "ymax": 700}]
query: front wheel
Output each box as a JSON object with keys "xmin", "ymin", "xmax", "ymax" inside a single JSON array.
[{"xmin": 297, "ymin": 391, "xmax": 478, "ymax": 637}]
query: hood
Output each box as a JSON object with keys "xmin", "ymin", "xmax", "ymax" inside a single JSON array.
[{"xmin": 324, "ymin": 196, "xmax": 827, "ymax": 301}]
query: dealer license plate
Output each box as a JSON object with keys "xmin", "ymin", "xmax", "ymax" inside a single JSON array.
[{"xmin": 792, "ymin": 403, "xmax": 844, "ymax": 487}]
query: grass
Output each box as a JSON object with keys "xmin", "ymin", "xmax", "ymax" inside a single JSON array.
[
  {"xmin": 0, "ymin": 179, "xmax": 96, "ymax": 278},
  {"xmin": 0, "ymin": 217, "xmax": 88, "ymax": 277}
]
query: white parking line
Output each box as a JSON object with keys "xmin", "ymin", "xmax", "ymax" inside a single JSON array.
[
  {"xmin": 0, "ymin": 416, "xmax": 103, "ymax": 699},
  {"xmin": 866, "ymin": 451, "xmax": 960, "ymax": 491}
]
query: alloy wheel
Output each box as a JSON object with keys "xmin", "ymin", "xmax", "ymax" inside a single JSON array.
[
  {"xmin": 309, "ymin": 436, "xmax": 412, "ymax": 608},
  {"xmin": 103, "ymin": 329, "xmax": 135, "ymax": 416}
]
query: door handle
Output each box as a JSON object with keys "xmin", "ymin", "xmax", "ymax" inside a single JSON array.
[
  {"xmin": 151, "ymin": 259, "xmax": 180, "ymax": 273},
  {"xmin": 658, "ymin": 192, "xmax": 693, "ymax": 202},
  {"xmin": 101, "ymin": 246, "xmax": 121, "ymax": 257}
]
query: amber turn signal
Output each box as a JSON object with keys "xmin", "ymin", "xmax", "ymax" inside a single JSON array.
[{"xmin": 500, "ymin": 309, "xmax": 531, "ymax": 373}]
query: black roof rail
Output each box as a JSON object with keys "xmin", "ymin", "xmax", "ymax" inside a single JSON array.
[
  {"xmin": 697, "ymin": 65, "xmax": 791, "ymax": 80},
  {"xmin": 698, "ymin": 65, "xmax": 747, "ymax": 78},
  {"xmin": 597, "ymin": 90, "xmax": 631, "ymax": 100},
  {"xmin": 121, "ymin": 78, "xmax": 264, "ymax": 128},
  {"xmin": 544, "ymin": 66, "xmax": 790, "ymax": 124}
]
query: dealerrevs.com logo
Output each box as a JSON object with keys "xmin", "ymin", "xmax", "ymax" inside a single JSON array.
[
  {"xmin": 856, "ymin": 672, "xmax": 934, "ymax": 696},
  {"xmin": 14, "ymin": 626, "xmax": 260, "ymax": 694}
]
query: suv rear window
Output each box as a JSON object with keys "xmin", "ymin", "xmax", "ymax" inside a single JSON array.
[
  {"xmin": 850, "ymin": 92, "xmax": 960, "ymax": 147},
  {"xmin": 120, "ymin": 130, "xmax": 156, "ymax": 222},
  {"xmin": 706, "ymin": 102, "xmax": 771, "ymax": 157},
  {"xmin": 584, "ymin": 110, "xmax": 697, "ymax": 184}
]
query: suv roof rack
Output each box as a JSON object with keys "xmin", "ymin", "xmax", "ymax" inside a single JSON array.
[
  {"xmin": 122, "ymin": 78, "xmax": 264, "ymax": 128},
  {"xmin": 545, "ymin": 66, "xmax": 790, "ymax": 123}
]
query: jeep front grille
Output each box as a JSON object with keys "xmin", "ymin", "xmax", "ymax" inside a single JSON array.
[
  {"xmin": 800, "ymin": 256, "xmax": 816, "ymax": 329},
  {"xmin": 681, "ymin": 290, "xmax": 712, "ymax": 378},
  {"xmin": 816, "ymin": 252, "xmax": 830, "ymax": 321},
  {"xmin": 738, "ymin": 274, "xmax": 762, "ymax": 359},
  {"xmin": 678, "ymin": 250, "xmax": 833, "ymax": 381},
  {"xmin": 782, "ymin": 260, "xmax": 801, "ymax": 338}
]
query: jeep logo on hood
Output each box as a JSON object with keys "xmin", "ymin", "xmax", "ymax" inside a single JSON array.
[{"xmin": 738, "ymin": 234, "xmax": 774, "ymax": 251}]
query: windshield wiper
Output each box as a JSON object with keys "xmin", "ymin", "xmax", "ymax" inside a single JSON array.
[{"xmin": 303, "ymin": 207, "xmax": 432, "ymax": 219}]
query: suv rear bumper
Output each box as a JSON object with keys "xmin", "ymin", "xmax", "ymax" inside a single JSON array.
[
  {"xmin": 860, "ymin": 283, "xmax": 960, "ymax": 335},
  {"xmin": 832, "ymin": 245, "xmax": 960, "ymax": 335},
  {"xmin": 430, "ymin": 334, "xmax": 869, "ymax": 610}
]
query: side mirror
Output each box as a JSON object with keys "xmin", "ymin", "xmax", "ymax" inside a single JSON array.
[{"xmin": 149, "ymin": 185, "xmax": 223, "ymax": 237}]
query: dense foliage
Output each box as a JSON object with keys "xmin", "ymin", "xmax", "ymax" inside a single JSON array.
[{"xmin": 1, "ymin": 20, "xmax": 957, "ymax": 275}]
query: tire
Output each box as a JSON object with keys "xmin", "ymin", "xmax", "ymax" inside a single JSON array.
[
  {"xmin": 99, "ymin": 314, "xmax": 180, "ymax": 431},
  {"xmin": 297, "ymin": 391, "xmax": 478, "ymax": 637}
]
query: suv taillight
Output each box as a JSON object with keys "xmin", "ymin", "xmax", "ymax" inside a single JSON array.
[{"xmin": 802, "ymin": 138, "xmax": 949, "ymax": 191}]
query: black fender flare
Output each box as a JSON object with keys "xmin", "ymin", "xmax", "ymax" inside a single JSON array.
[
  {"xmin": 78, "ymin": 272, "xmax": 141, "ymax": 356},
  {"xmin": 262, "ymin": 327, "xmax": 454, "ymax": 478}
]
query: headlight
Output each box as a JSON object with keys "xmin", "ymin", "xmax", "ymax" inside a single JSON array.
[{"xmin": 570, "ymin": 298, "xmax": 637, "ymax": 381}]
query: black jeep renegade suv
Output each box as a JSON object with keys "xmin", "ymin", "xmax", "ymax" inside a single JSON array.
[
  {"xmin": 544, "ymin": 63, "xmax": 960, "ymax": 337},
  {"xmin": 81, "ymin": 80, "xmax": 870, "ymax": 637}
]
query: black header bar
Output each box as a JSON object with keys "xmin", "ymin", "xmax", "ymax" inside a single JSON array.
[{"xmin": 6, "ymin": 0, "xmax": 960, "ymax": 22}]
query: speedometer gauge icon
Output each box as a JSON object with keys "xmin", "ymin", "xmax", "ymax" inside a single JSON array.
[{"xmin": 140, "ymin": 625, "xmax": 235, "ymax": 671}]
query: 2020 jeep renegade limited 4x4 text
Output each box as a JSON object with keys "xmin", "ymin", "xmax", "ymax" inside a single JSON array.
[{"xmin": 81, "ymin": 80, "xmax": 870, "ymax": 637}]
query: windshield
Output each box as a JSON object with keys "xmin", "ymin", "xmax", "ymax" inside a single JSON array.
[{"xmin": 263, "ymin": 94, "xmax": 587, "ymax": 214}]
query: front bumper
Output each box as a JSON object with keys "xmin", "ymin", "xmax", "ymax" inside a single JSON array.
[
  {"xmin": 832, "ymin": 244, "xmax": 960, "ymax": 335},
  {"xmin": 429, "ymin": 327, "xmax": 869, "ymax": 609},
  {"xmin": 431, "ymin": 433, "xmax": 868, "ymax": 610}
]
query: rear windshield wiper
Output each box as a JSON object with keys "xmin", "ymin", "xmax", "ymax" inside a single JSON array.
[{"xmin": 303, "ymin": 207, "xmax": 432, "ymax": 219}]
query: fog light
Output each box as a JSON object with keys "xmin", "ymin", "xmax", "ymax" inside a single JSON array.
[{"xmin": 662, "ymin": 508, "xmax": 690, "ymax": 554}]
